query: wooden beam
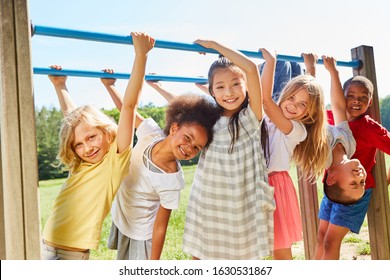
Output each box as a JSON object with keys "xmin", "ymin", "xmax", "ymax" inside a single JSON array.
[
  {"xmin": 0, "ymin": 0, "xmax": 40, "ymax": 260},
  {"xmin": 0, "ymin": 106, "xmax": 4, "ymax": 260},
  {"xmin": 15, "ymin": 0, "xmax": 41, "ymax": 260},
  {"xmin": 351, "ymin": 45, "xmax": 390, "ymax": 260},
  {"xmin": 297, "ymin": 170, "xmax": 319, "ymax": 260}
]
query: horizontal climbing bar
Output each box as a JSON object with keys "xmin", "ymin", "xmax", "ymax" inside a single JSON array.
[
  {"xmin": 32, "ymin": 24, "xmax": 362, "ymax": 69},
  {"xmin": 33, "ymin": 67, "xmax": 208, "ymax": 84}
]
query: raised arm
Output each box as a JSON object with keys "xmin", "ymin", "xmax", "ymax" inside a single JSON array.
[
  {"xmin": 302, "ymin": 53, "xmax": 318, "ymax": 77},
  {"xmin": 195, "ymin": 83, "xmax": 210, "ymax": 95},
  {"xmin": 116, "ymin": 32, "xmax": 155, "ymax": 153},
  {"xmin": 259, "ymin": 49, "xmax": 295, "ymax": 134},
  {"xmin": 101, "ymin": 69, "xmax": 144, "ymax": 128},
  {"xmin": 194, "ymin": 39, "xmax": 263, "ymax": 120},
  {"xmin": 48, "ymin": 65, "xmax": 77, "ymax": 116},
  {"xmin": 146, "ymin": 81, "xmax": 177, "ymax": 103},
  {"xmin": 322, "ymin": 55, "xmax": 347, "ymax": 125},
  {"xmin": 100, "ymin": 69, "xmax": 123, "ymax": 110},
  {"xmin": 259, "ymin": 49, "xmax": 276, "ymax": 102}
]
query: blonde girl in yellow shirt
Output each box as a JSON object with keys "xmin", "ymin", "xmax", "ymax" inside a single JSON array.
[{"xmin": 41, "ymin": 32, "xmax": 155, "ymax": 260}]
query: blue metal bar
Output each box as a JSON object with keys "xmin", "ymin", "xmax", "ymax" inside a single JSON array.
[
  {"xmin": 32, "ymin": 24, "xmax": 362, "ymax": 69},
  {"xmin": 33, "ymin": 67, "xmax": 208, "ymax": 84}
]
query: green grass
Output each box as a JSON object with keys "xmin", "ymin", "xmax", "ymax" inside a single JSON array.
[
  {"xmin": 343, "ymin": 234, "xmax": 363, "ymax": 244},
  {"xmin": 40, "ymin": 155, "xmax": 390, "ymax": 260},
  {"xmin": 357, "ymin": 243, "xmax": 371, "ymax": 255},
  {"xmin": 39, "ymin": 165, "xmax": 197, "ymax": 260},
  {"xmin": 39, "ymin": 178, "xmax": 64, "ymax": 227}
]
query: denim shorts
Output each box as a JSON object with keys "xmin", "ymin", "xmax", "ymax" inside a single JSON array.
[
  {"xmin": 318, "ymin": 188, "xmax": 372, "ymax": 234},
  {"xmin": 41, "ymin": 240, "xmax": 90, "ymax": 260}
]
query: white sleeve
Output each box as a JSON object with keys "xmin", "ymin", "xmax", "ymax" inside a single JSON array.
[
  {"xmin": 136, "ymin": 118, "xmax": 164, "ymax": 140},
  {"xmin": 286, "ymin": 120, "xmax": 307, "ymax": 143}
]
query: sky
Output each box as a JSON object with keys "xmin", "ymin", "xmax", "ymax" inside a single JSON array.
[{"xmin": 29, "ymin": 0, "xmax": 390, "ymax": 110}]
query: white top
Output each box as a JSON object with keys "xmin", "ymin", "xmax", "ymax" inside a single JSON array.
[
  {"xmin": 325, "ymin": 121, "xmax": 356, "ymax": 169},
  {"xmin": 183, "ymin": 106, "xmax": 275, "ymax": 260},
  {"xmin": 111, "ymin": 118, "xmax": 185, "ymax": 240},
  {"xmin": 266, "ymin": 116, "xmax": 307, "ymax": 173}
]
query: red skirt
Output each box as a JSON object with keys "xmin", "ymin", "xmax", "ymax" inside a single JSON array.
[{"xmin": 268, "ymin": 171, "xmax": 302, "ymax": 250}]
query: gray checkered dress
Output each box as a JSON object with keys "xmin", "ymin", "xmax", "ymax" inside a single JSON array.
[{"xmin": 183, "ymin": 106, "xmax": 275, "ymax": 259}]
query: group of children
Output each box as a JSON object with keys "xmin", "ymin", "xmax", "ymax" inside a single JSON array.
[{"xmin": 41, "ymin": 32, "xmax": 390, "ymax": 260}]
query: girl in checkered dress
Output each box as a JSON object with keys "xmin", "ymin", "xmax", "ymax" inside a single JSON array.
[{"xmin": 182, "ymin": 39, "xmax": 275, "ymax": 259}]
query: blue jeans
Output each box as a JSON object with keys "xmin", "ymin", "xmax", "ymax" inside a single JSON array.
[{"xmin": 260, "ymin": 60, "xmax": 303, "ymax": 102}]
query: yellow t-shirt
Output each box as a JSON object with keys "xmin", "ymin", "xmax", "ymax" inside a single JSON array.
[{"xmin": 43, "ymin": 141, "xmax": 131, "ymax": 250}]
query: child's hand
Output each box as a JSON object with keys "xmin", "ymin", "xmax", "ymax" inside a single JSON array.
[
  {"xmin": 194, "ymin": 39, "xmax": 215, "ymax": 50},
  {"xmin": 131, "ymin": 32, "xmax": 155, "ymax": 56},
  {"xmin": 195, "ymin": 83, "xmax": 210, "ymax": 95},
  {"xmin": 302, "ymin": 53, "xmax": 318, "ymax": 66},
  {"xmin": 322, "ymin": 55, "xmax": 338, "ymax": 74},
  {"xmin": 101, "ymin": 69, "xmax": 117, "ymax": 86},
  {"xmin": 302, "ymin": 53, "xmax": 318, "ymax": 76},
  {"xmin": 259, "ymin": 48, "xmax": 277, "ymax": 63},
  {"xmin": 48, "ymin": 65, "xmax": 67, "ymax": 87},
  {"xmin": 146, "ymin": 80, "xmax": 162, "ymax": 89}
]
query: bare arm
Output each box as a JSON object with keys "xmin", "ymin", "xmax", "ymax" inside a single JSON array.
[
  {"xmin": 101, "ymin": 70, "xmax": 144, "ymax": 128},
  {"xmin": 48, "ymin": 65, "xmax": 76, "ymax": 116},
  {"xmin": 302, "ymin": 53, "xmax": 318, "ymax": 77},
  {"xmin": 259, "ymin": 48, "xmax": 295, "ymax": 134},
  {"xmin": 150, "ymin": 205, "xmax": 171, "ymax": 260},
  {"xmin": 100, "ymin": 69, "xmax": 123, "ymax": 110},
  {"xmin": 146, "ymin": 81, "xmax": 177, "ymax": 103},
  {"xmin": 195, "ymin": 83, "xmax": 210, "ymax": 95},
  {"xmin": 116, "ymin": 32, "xmax": 155, "ymax": 153},
  {"xmin": 194, "ymin": 39, "xmax": 263, "ymax": 120},
  {"xmin": 322, "ymin": 55, "xmax": 347, "ymax": 125}
]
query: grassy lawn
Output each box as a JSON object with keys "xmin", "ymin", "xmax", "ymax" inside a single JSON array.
[
  {"xmin": 39, "ymin": 165, "xmax": 197, "ymax": 260},
  {"xmin": 39, "ymin": 155, "xmax": 390, "ymax": 260}
]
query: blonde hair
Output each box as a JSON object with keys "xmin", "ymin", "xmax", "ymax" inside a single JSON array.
[
  {"xmin": 278, "ymin": 75, "xmax": 329, "ymax": 180},
  {"xmin": 57, "ymin": 105, "xmax": 117, "ymax": 172}
]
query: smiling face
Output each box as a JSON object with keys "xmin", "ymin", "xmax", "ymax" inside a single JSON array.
[
  {"xmin": 279, "ymin": 88, "xmax": 310, "ymax": 120},
  {"xmin": 169, "ymin": 122, "xmax": 208, "ymax": 161},
  {"xmin": 72, "ymin": 120, "xmax": 111, "ymax": 164},
  {"xmin": 210, "ymin": 68, "xmax": 247, "ymax": 117},
  {"xmin": 326, "ymin": 158, "xmax": 367, "ymax": 202},
  {"xmin": 344, "ymin": 83, "xmax": 372, "ymax": 121}
]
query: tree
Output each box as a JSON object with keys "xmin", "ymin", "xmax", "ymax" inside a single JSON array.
[
  {"xmin": 35, "ymin": 106, "xmax": 67, "ymax": 180},
  {"xmin": 102, "ymin": 107, "xmax": 120, "ymax": 123},
  {"xmin": 380, "ymin": 96, "xmax": 390, "ymax": 131},
  {"xmin": 138, "ymin": 103, "xmax": 166, "ymax": 129}
]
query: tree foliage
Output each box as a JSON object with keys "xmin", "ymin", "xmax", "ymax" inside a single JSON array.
[
  {"xmin": 35, "ymin": 106, "xmax": 68, "ymax": 180},
  {"xmin": 380, "ymin": 96, "xmax": 390, "ymax": 131}
]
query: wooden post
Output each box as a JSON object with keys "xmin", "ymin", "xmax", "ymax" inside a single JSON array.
[
  {"xmin": 0, "ymin": 0, "xmax": 41, "ymax": 259},
  {"xmin": 351, "ymin": 46, "xmax": 390, "ymax": 260},
  {"xmin": 297, "ymin": 170, "xmax": 319, "ymax": 260}
]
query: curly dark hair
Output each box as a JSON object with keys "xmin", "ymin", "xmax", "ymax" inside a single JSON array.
[{"xmin": 163, "ymin": 94, "xmax": 222, "ymax": 148}]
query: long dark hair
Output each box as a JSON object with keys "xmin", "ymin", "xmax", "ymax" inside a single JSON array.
[{"xmin": 207, "ymin": 56, "xmax": 269, "ymax": 163}]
